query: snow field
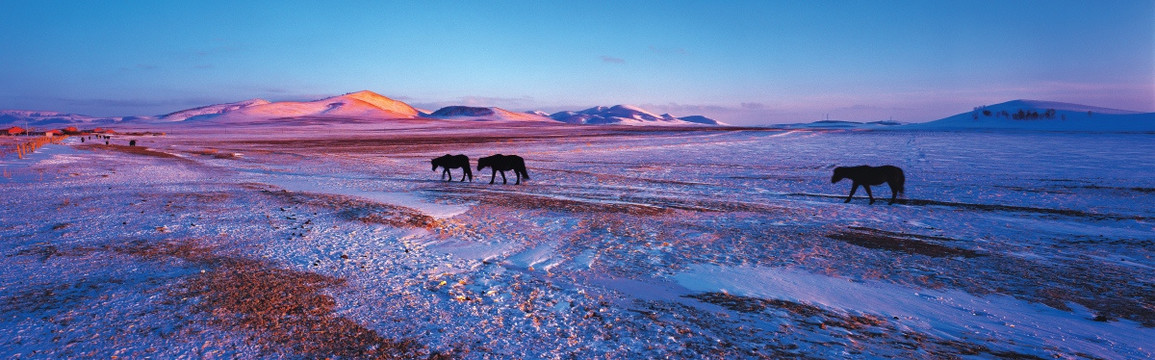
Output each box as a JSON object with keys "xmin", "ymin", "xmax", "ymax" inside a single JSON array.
[{"xmin": 2, "ymin": 126, "xmax": 1152, "ymax": 358}]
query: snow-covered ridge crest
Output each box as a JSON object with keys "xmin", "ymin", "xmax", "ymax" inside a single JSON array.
[{"xmin": 159, "ymin": 99, "xmax": 270, "ymax": 122}]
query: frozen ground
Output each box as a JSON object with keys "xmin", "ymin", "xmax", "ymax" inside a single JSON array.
[{"xmin": 1, "ymin": 122, "xmax": 1152, "ymax": 359}]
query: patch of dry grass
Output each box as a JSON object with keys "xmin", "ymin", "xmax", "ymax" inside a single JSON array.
[
  {"xmin": 687, "ymin": 292, "xmax": 884, "ymax": 330},
  {"xmin": 119, "ymin": 238, "xmax": 440, "ymax": 359},
  {"xmin": 464, "ymin": 190, "xmax": 670, "ymax": 216},
  {"xmin": 263, "ymin": 190, "xmax": 443, "ymax": 230},
  {"xmin": 825, "ymin": 228, "xmax": 981, "ymax": 258}
]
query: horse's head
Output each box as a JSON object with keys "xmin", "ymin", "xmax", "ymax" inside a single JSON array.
[
  {"xmin": 831, "ymin": 167, "xmax": 847, "ymax": 183},
  {"xmin": 432, "ymin": 154, "xmax": 451, "ymax": 171},
  {"xmin": 477, "ymin": 156, "xmax": 489, "ymax": 171}
]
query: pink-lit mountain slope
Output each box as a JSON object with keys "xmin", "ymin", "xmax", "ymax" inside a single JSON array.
[{"xmin": 178, "ymin": 90, "xmax": 420, "ymax": 123}]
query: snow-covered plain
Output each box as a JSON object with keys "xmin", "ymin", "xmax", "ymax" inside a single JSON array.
[{"xmin": 1, "ymin": 120, "xmax": 1153, "ymax": 358}]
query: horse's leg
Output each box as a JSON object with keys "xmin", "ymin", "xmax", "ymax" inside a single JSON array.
[
  {"xmin": 442, "ymin": 169, "xmax": 449, "ymax": 181},
  {"xmin": 864, "ymin": 185, "xmax": 875, "ymax": 204},
  {"xmin": 514, "ymin": 169, "xmax": 520, "ymax": 185},
  {"xmin": 845, "ymin": 183, "xmax": 859, "ymax": 203},
  {"xmin": 500, "ymin": 170, "xmax": 508, "ymax": 184},
  {"xmin": 888, "ymin": 182, "xmax": 898, "ymax": 205},
  {"xmin": 459, "ymin": 168, "xmax": 467, "ymax": 182},
  {"xmin": 490, "ymin": 169, "xmax": 497, "ymax": 184}
]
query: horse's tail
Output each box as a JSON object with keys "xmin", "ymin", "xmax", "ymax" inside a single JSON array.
[{"xmin": 518, "ymin": 165, "xmax": 530, "ymax": 181}]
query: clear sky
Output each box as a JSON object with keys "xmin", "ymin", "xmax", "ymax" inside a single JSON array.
[{"xmin": 1, "ymin": 1, "xmax": 1152, "ymax": 125}]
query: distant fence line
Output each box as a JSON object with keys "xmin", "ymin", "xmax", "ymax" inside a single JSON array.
[{"xmin": 0, "ymin": 135, "xmax": 68, "ymax": 160}]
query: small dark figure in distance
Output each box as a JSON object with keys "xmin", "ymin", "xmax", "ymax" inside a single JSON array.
[
  {"xmin": 477, "ymin": 154, "xmax": 530, "ymax": 185},
  {"xmin": 129, "ymin": 140, "xmax": 136, "ymax": 146},
  {"xmin": 831, "ymin": 165, "xmax": 905, "ymax": 205},
  {"xmin": 431, "ymin": 154, "xmax": 472, "ymax": 182}
]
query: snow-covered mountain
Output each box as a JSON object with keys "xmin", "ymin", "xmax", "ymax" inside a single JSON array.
[
  {"xmin": 909, "ymin": 100, "xmax": 1155, "ymax": 132},
  {"xmin": 424, "ymin": 106, "xmax": 554, "ymax": 122},
  {"xmin": 179, "ymin": 90, "xmax": 421, "ymax": 122},
  {"xmin": 549, "ymin": 105, "xmax": 723, "ymax": 126}
]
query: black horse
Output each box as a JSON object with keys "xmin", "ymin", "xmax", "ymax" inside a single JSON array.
[
  {"xmin": 831, "ymin": 165, "xmax": 905, "ymax": 205},
  {"xmin": 477, "ymin": 154, "xmax": 530, "ymax": 185},
  {"xmin": 431, "ymin": 154, "xmax": 473, "ymax": 182}
]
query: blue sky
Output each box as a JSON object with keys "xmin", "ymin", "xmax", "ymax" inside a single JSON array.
[{"xmin": 1, "ymin": 1, "xmax": 1151, "ymax": 125}]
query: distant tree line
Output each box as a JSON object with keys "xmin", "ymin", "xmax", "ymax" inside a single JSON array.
[{"xmin": 972, "ymin": 106, "xmax": 1063, "ymax": 121}]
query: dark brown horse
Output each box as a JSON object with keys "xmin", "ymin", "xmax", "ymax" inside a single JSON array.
[
  {"xmin": 831, "ymin": 165, "xmax": 905, "ymax": 204},
  {"xmin": 432, "ymin": 154, "xmax": 472, "ymax": 182},
  {"xmin": 477, "ymin": 154, "xmax": 530, "ymax": 185}
]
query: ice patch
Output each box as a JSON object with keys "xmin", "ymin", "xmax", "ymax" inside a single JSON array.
[
  {"xmin": 506, "ymin": 241, "xmax": 562, "ymax": 271},
  {"xmin": 569, "ymin": 249, "xmax": 598, "ymax": 270},
  {"xmin": 675, "ymin": 264, "xmax": 1154, "ymax": 359},
  {"xmin": 429, "ymin": 238, "xmax": 520, "ymax": 263}
]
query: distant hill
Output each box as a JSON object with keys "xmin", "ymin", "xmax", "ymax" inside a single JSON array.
[
  {"xmin": 909, "ymin": 100, "xmax": 1155, "ymax": 132},
  {"xmin": 776, "ymin": 120, "xmax": 904, "ymax": 130},
  {"xmin": 424, "ymin": 106, "xmax": 554, "ymax": 122},
  {"xmin": 549, "ymin": 105, "xmax": 724, "ymax": 126},
  {"xmin": 0, "ymin": 110, "xmax": 127, "ymax": 127}
]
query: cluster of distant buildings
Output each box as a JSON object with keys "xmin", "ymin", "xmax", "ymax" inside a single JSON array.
[{"xmin": 3, "ymin": 126, "xmax": 116, "ymax": 137}]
